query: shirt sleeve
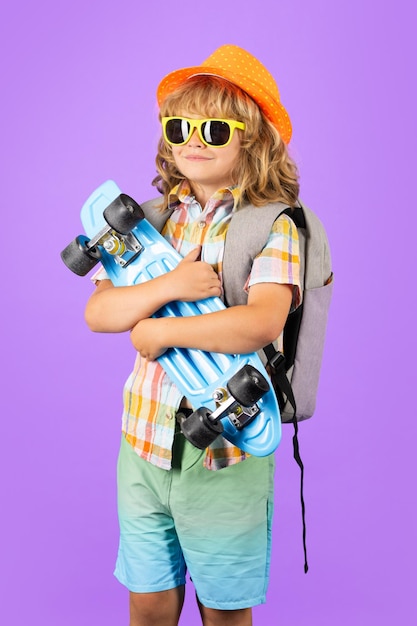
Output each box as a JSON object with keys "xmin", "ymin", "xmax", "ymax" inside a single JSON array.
[
  {"xmin": 246, "ymin": 214, "xmax": 302, "ymax": 311},
  {"xmin": 90, "ymin": 265, "xmax": 110, "ymax": 283}
]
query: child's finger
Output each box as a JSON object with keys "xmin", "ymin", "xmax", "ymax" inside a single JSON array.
[{"xmin": 182, "ymin": 246, "xmax": 202, "ymax": 262}]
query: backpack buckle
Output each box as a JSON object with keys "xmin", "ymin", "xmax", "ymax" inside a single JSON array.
[{"xmin": 269, "ymin": 350, "xmax": 286, "ymax": 372}]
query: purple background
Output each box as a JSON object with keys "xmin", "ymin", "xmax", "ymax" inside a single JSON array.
[{"xmin": 1, "ymin": 0, "xmax": 416, "ymax": 624}]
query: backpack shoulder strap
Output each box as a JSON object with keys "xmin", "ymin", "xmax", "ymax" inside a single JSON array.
[
  {"xmin": 297, "ymin": 201, "xmax": 332, "ymax": 289},
  {"xmin": 223, "ymin": 202, "xmax": 290, "ymax": 306},
  {"xmin": 139, "ymin": 197, "xmax": 174, "ymax": 232}
]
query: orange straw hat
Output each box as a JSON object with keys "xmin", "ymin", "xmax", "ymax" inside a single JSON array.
[{"xmin": 157, "ymin": 44, "xmax": 292, "ymax": 144}]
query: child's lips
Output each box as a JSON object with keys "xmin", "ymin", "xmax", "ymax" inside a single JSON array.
[{"xmin": 185, "ymin": 155, "xmax": 212, "ymax": 161}]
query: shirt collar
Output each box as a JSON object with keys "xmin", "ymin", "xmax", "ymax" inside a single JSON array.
[{"xmin": 168, "ymin": 180, "xmax": 241, "ymax": 211}]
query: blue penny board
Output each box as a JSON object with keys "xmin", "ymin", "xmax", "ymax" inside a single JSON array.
[{"xmin": 81, "ymin": 180, "xmax": 281, "ymax": 456}]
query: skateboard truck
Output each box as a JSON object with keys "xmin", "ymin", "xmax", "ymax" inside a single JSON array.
[
  {"xmin": 211, "ymin": 387, "xmax": 260, "ymax": 429},
  {"xmin": 61, "ymin": 194, "xmax": 145, "ymax": 275},
  {"xmin": 88, "ymin": 224, "xmax": 144, "ymax": 269},
  {"xmin": 179, "ymin": 364, "xmax": 269, "ymax": 449}
]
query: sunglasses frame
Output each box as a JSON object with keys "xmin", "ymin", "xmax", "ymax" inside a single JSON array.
[{"xmin": 162, "ymin": 117, "xmax": 246, "ymax": 148}]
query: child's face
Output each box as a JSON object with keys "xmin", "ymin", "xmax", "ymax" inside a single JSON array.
[{"xmin": 170, "ymin": 112, "xmax": 242, "ymax": 201}]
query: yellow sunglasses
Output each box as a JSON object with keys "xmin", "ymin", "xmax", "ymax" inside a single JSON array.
[{"xmin": 162, "ymin": 117, "xmax": 245, "ymax": 148}]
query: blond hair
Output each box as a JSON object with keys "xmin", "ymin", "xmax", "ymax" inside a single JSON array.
[{"xmin": 152, "ymin": 75, "xmax": 299, "ymax": 209}]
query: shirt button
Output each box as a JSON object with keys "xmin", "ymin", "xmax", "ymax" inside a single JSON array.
[
  {"xmin": 166, "ymin": 412, "xmax": 173, "ymax": 420},
  {"xmin": 199, "ymin": 221, "xmax": 206, "ymax": 228}
]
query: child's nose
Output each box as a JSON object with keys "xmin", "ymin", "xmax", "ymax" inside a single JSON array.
[{"xmin": 188, "ymin": 128, "xmax": 204, "ymax": 147}]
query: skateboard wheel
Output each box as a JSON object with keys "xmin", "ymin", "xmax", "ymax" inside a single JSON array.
[
  {"xmin": 180, "ymin": 408, "xmax": 224, "ymax": 449},
  {"xmin": 61, "ymin": 235, "xmax": 101, "ymax": 276},
  {"xmin": 103, "ymin": 194, "xmax": 144, "ymax": 234},
  {"xmin": 227, "ymin": 364, "xmax": 269, "ymax": 406}
]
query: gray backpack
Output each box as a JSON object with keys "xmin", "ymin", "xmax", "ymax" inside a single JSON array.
[{"xmin": 223, "ymin": 200, "xmax": 333, "ymax": 423}]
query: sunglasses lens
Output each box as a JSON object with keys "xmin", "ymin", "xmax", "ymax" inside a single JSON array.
[
  {"xmin": 165, "ymin": 118, "xmax": 191, "ymax": 144},
  {"xmin": 201, "ymin": 121, "xmax": 231, "ymax": 146}
]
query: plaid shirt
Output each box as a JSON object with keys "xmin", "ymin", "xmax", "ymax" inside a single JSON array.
[{"xmin": 95, "ymin": 181, "xmax": 301, "ymax": 470}]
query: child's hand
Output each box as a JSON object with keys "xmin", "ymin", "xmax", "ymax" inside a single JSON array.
[{"xmin": 171, "ymin": 247, "xmax": 221, "ymax": 301}]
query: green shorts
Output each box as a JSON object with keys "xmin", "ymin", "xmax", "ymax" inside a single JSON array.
[{"xmin": 114, "ymin": 430, "xmax": 275, "ymax": 610}]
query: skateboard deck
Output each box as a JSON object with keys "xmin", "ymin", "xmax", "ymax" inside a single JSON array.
[{"xmin": 62, "ymin": 180, "xmax": 282, "ymax": 455}]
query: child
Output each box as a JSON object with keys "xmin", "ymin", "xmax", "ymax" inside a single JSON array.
[{"xmin": 85, "ymin": 44, "xmax": 301, "ymax": 626}]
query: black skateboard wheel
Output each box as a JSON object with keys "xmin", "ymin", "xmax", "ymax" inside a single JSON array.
[
  {"xmin": 227, "ymin": 364, "xmax": 269, "ymax": 406},
  {"xmin": 180, "ymin": 408, "xmax": 224, "ymax": 449},
  {"xmin": 61, "ymin": 235, "xmax": 101, "ymax": 276},
  {"xmin": 103, "ymin": 194, "xmax": 144, "ymax": 234}
]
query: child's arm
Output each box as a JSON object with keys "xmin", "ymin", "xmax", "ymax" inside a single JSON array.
[
  {"xmin": 130, "ymin": 282, "xmax": 293, "ymax": 359},
  {"xmin": 84, "ymin": 246, "xmax": 221, "ymax": 333}
]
